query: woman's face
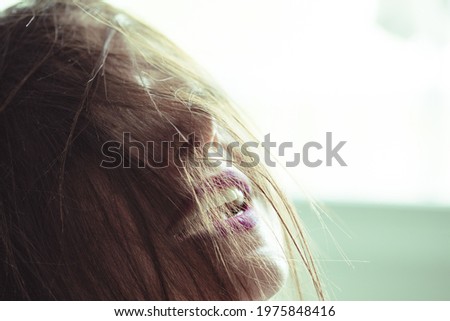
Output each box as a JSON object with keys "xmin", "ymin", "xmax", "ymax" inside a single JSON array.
[{"xmin": 149, "ymin": 122, "xmax": 289, "ymax": 300}]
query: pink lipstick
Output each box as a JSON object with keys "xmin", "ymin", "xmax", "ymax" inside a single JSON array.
[{"xmin": 198, "ymin": 169, "xmax": 258, "ymax": 235}]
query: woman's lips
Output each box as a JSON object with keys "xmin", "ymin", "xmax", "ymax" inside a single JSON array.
[
  {"xmin": 200, "ymin": 169, "xmax": 258, "ymax": 233},
  {"xmin": 213, "ymin": 204, "xmax": 258, "ymax": 236},
  {"xmin": 177, "ymin": 169, "xmax": 258, "ymax": 239}
]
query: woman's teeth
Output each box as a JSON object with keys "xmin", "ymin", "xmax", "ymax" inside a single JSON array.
[{"xmin": 205, "ymin": 187, "xmax": 246, "ymax": 218}]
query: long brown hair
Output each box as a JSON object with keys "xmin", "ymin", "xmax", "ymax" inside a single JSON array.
[{"xmin": 0, "ymin": 0, "xmax": 323, "ymax": 300}]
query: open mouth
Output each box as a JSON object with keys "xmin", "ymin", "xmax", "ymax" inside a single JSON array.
[
  {"xmin": 200, "ymin": 170, "xmax": 257, "ymax": 232},
  {"xmin": 205, "ymin": 186, "xmax": 247, "ymax": 217},
  {"xmin": 175, "ymin": 169, "xmax": 258, "ymax": 240}
]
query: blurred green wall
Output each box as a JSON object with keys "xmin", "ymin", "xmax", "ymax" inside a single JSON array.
[{"xmin": 296, "ymin": 202, "xmax": 450, "ymax": 300}]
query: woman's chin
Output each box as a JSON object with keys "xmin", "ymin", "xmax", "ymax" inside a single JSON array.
[
  {"xmin": 233, "ymin": 200, "xmax": 290, "ymax": 300},
  {"xmin": 244, "ymin": 256, "xmax": 289, "ymax": 300}
]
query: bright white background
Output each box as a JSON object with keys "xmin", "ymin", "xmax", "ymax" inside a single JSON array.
[
  {"xmin": 2, "ymin": 0, "xmax": 450, "ymax": 205},
  {"xmin": 107, "ymin": 0, "xmax": 450, "ymax": 206}
]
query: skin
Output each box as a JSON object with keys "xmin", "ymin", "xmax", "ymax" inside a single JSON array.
[
  {"xmin": 154, "ymin": 125, "xmax": 289, "ymax": 299},
  {"xmin": 230, "ymin": 197, "xmax": 289, "ymax": 299}
]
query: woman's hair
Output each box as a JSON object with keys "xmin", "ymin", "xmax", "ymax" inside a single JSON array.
[{"xmin": 0, "ymin": 0, "xmax": 323, "ymax": 300}]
